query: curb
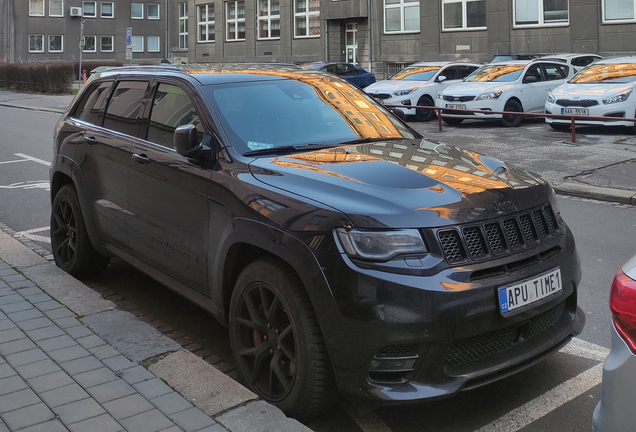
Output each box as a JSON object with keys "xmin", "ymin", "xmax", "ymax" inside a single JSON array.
[
  {"xmin": 0, "ymin": 229, "xmax": 312, "ymax": 432},
  {"xmin": 551, "ymin": 181, "xmax": 636, "ymax": 206}
]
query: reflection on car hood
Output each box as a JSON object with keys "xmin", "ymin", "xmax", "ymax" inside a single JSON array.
[
  {"xmin": 365, "ymin": 80, "xmax": 430, "ymax": 93},
  {"xmin": 443, "ymin": 81, "xmax": 515, "ymax": 96},
  {"xmin": 249, "ymin": 138, "xmax": 550, "ymax": 228},
  {"xmin": 552, "ymin": 82, "xmax": 635, "ymax": 98}
]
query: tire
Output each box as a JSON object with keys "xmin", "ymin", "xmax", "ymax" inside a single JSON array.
[
  {"xmin": 500, "ymin": 99, "xmax": 523, "ymax": 127},
  {"xmin": 549, "ymin": 123, "xmax": 571, "ymax": 131},
  {"xmin": 229, "ymin": 257, "xmax": 337, "ymax": 420},
  {"xmin": 442, "ymin": 117, "xmax": 464, "ymax": 125},
  {"xmin": 414, "ymin": 95, "xmax": 436, "ymax": 122},
  {"xmin": 50, "ymin": 184, "xmax": 110, "ymax": 278}
]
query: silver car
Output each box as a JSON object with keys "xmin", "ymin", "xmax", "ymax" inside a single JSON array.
[{"xmin": 593, "ymin": 254, "xmax": 636, "ymax": 431}]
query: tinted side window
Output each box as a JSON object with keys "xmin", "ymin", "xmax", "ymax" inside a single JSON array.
[
  {"xmin": 103, "ymin": 81, "xmax": 149, "ymax": 137},
  {"xmin": 543, "ymin": 64, "xmax": 568, "ymax": 80},
  {"xmin": 74, "ymin": 81, "xmax": 112, "ymax": 126},
  {"xmin": 147, "ymin": 83, "xmax": 203, "ymax": 149},
  {"xmin": 525, "ymin": 64, "xmax": 543, "ymax": 81},
  {"xmin": 441, "ymin": 67, "xmax": 459, "ymax": 80}
]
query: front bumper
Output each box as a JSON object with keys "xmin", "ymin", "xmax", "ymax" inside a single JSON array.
[
  {"xmin": 315, "ymin": 221, "xmax": 582, "ymax": 403},
  {"xmin": 436, "ymin": 99, "xmax": 506, "ymax": 120},
  {"xmin": 545, "ymin": 100, "xmax": 636, "ymax": 127},
  {"xmin": 367, "ymin": 93, "xmax": 417, "ymax": 115}
]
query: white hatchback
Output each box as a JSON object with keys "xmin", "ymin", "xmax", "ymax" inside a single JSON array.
[
  {"xmin": 364, "ymin": 61, "xmax": 481, "ymax": 121},
  {"xmin": 436, "ymin": 60, "xmax": 573, "ymax": 127},
  {"xmin": 545, "ymin": 56, "xmax": 636, "ymax": 131}
]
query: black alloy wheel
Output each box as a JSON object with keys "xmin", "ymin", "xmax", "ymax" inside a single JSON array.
[
  {"xmin": 50, "ymin": 184, "xmax": 110, "ymax": 278},
  {"xmin": 229, "ymin": 258, "xmax": 336, "ymax": 420},
  {"xmin": 500, "ymin": 99, "xmax": 523, "ymax": 127},
  {"xmin": 415, "ymin": 95, "xmax": 436, "ymax": 122}
]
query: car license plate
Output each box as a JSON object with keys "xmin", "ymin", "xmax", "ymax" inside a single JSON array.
[
  {"xmin": 446, "ymin": 104, "xmax": 466, "ymax": 109},
  {"xmin": 498, "ymin": 268, "xmax": 562, "ymax": 314},
  {"xmin": 561, "ymin": 108, "xmax": 588, "ymax": 115}
]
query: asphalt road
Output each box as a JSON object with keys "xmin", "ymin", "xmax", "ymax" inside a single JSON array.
[{"xmin": 0, "ymin": 106, "xmax": 635, "ymax": 431}]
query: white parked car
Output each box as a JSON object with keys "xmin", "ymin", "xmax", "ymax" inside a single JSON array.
[
  {"xmin": 435, "ymin": 60, "xmax": 574, "ymax": 127},
  {"xmin": 545, "ymin": 56, "xmax": 636, "ymax": 131},
  {"xmin": 538, "ymin": 53, "xmax": 603, "ymax": 73},
  {"xmin": 364, "ymin": 61, "xmax": 481, "ymax": 121}
]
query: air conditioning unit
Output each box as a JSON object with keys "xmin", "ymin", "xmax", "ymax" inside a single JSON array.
[{"xmin": 69, "ymin": 7, "xmax": 82, "ymax": 17}]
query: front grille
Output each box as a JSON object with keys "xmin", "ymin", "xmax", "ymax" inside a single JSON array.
[
  {"xmin": 375, "ymin": 344, "xmax": 419, "ymax": 358},
  {"xmin": 556, "ymin": 99, "xmax": 599, "ymax": 107},
  {"xmin": 445, "ymin": 300, "xmax": 567, "ymax": 366},
  {"xmin": 370, "ymin": 93, "xmax": 391, "ymax": 100},
  {"xmin": 436, "ymin": 204, "xmax": 558, "ymax": 265},
  {"xmin": 443, "ymin": 95, "xmax": 475, "ymax": 102}
]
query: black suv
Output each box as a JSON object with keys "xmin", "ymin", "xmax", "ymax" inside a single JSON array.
[{"xmin": 50, "ymin": 64, "xmax": 584, "ymax": 419}]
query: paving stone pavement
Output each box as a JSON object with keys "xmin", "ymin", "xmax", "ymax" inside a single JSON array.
[{"xmin": 0, "ymin": 259, "xmax": 228, "ymax": 432}]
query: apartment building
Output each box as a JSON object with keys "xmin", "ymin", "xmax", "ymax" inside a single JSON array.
[{"xmin": 1, "ymin": 1, "xmax": 636, "ymax": 79}]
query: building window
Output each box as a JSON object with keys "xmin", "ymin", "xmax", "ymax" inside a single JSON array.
[
  {"xmin": 226, "ymin": 1, "xmax": 246, "ymax": 41},
  {"xmin": 132, "ymin": 3, "xmax": 144, "ymax": 19},
  {"xmin": 101, "ymin": 2, "xmax": 114, "ymax": 18},
  {"xmin": 442, "ymin": 0, "xmax": 486, "ymax": 30},
  {"xmin": 132, "ymin": 35, "xmax": 144, "ymax": 52},
  {"xmin": 29, "ymin": 35, "xmax": 44, "ymax": 52},
  {"xmin": 49, "ymin": 35, "xmax": 63, "ymax": 52},
  {"xmin": 83, "ymin": 1, "xmax": 97, "ymax": 17},
  {"xmin": 514, "ymin": 0, "xmax": 568, "ymax": 26},
  {"xmin": 603, "ymin": 0, "xmax": 636, "ymax": 21},
  {"xmin": 29, "ymin": 0, "xmax": 44, "ymax": 16},
  {"xmin": 147, "ymin": 36, "xmax": 160, "ymax": 52},
  {"xmin": 83, "ymin": 35, "xmax": 96, "ymax": 52},
  {"xmin": 294, "ymin": 0, "xmax": 320, "ymax": 37},
  {"xmin": 258, "ymin": 0, "xmax": 280, "ymax": 39},
  {"xmin": 148, "ymin": 3, "xmax": 160, "ymax": 19},
  {"xmin": 198, "ymin": 5, "xmax": 215, "ymax": 42},
  {"xmin": 50, "ymin": 0, "xmax": 63, "ymax": 17},
  {"xmin": 384, "ymin": 0, "xmax": 419, "ymax": 33},
  {"xmin": 101, "ymin": 35, "xmax": 114, "ymax": 52},
  {"xmin": 179, "ymin": 3, "xmax": 188, "ymax": 49}
]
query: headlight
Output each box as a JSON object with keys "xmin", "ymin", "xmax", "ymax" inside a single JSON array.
[
  {"xmin": 603, "ymin": 89, "xmax": 632, "ymax": 105},
  {"xmin": 546, "ymin": 92, "xmax": 556, "ymax": 104},
  {"xmin": 475, "ymin": 90, "xmax": 502, "ymax": 101},
  {"xmin": 394, "ymin": 88, "xmax": 417, "ymax": 96},
  {"xmin": 335, "ymin": 228, "xmax": 427, "ymax": 261}
]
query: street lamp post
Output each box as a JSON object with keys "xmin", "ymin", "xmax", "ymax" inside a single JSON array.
[{"xmin": 79, "ymin": 19, "xmax": 85, "ymax": 87}]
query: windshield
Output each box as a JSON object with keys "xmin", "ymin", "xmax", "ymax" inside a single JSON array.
[
  {"xmin": 203, "ymin": 76, "xmax": 416, "ymax": 155},
  {"xmin": 389, "ymin": 66, "xmax": 441, "ymax": 82},
  {"xmin": 300, "ymin": 64, "xmax": 322, "ymax": 70},
  {"xmin": 570, "ymin": 63, "xmax": 636, "ymax": 84},
  {"xmin": 464, "ymin": 64, "xmax": 527, "ymax": 82}
]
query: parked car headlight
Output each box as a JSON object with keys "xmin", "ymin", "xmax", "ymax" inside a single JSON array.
[
  {"xmin": 394, "ymin": 88, "xmax": 417, "ymax": 96},
  {"xmin": 335, "ymin": 228, "xmax": 427, "ymax": 261},
  {"xmin": 546, "ymin": 92, "xmax": 556, "ymax": 104},
  {"xmin": 603, "ymin": 89, "xmax": 633, "ymax": 105},
  {"xmin": 475, "ymin": 90, "xmax": 502, "ymax": 101}
]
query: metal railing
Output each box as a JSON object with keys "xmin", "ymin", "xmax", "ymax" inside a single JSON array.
[{"xmin": 386, "ymin": 104, "xmax": 636, "ymax": 143}]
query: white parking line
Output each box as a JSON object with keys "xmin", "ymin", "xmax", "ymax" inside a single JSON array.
[
  {"xmin": 0, "ymin": 181, "xmax": 50, "ymax": 191},
  {"xmin": 15, "ymin": 227, "xmax": 50, "ymax": 244},
  {"xmin": 14, "ymin": 153, "xmax": 50, "ymax": 166},
  {"xmin": 349, "ymin": 337, "xmax": 608, "ymax": 432}
]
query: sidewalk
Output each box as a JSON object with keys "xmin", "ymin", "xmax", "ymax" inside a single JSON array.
[{"xmin": 0, "ymin": 230, "xmax": 310, "ymax": 432}]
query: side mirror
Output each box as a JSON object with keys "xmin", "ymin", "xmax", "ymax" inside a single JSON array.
[
  {"xmin": 437, "ymin": 75, "xmax": 447, "ymax": 83},
  {"xmin": 524, "ymin": 75, "xmax": 539, "ymax": 83},
  {"xmin": 174, "ymin": 124, "xmax": 211, "ymax": 159}
]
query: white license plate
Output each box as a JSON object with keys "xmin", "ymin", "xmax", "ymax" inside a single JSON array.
[
  {"xmin": 498, "ymin": 268, "xmax": 562, "ymax": 314},
  {"xmin": 446, "ymin": 104, "xmax": 466, "ymax": 109},
  {"xmin": 562, "ymin": 108, "xmax": 588, "ymax": 115}
]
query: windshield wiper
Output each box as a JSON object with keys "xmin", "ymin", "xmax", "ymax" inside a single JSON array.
[{"xmin": 243, "ymin": 143, "xmax": 340, "ymax": 157}]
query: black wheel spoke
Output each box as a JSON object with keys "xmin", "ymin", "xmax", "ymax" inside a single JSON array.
[
  {"xmin": 243, "ymin": 289, "xmax": 267, "ymax": 329},
  {"xmin": 236, "ymin": 316, "xmax": 267, "ymax": 333},
  {"xmin": 270, "ymin": 352, "xmax": 292, "ymax": 393},
  {"xmin": 242, "ymin": 343, "xmax": 272, "ymax": 384},
  {"xmin": 278, "ymin": 324, "xmax": 297, "ymax": 364}
]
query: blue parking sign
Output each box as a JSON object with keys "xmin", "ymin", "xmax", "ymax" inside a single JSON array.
[{"xmin": 126, "ymin": 28, "xmax": 132, "ymax": 45}]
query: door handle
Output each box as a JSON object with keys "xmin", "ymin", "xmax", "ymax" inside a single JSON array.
[
  {"xmin": 132, "ymin": 153, "xmax": 151, "ymax": 164},
  {"xmin": 83, "ymin": 136, "xmax": 98, "ymax": 145}
]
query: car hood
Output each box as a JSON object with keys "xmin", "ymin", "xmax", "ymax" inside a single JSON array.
[
  {"xmin": 248, "ymin": 138, "xmax": 551, "ymax": 229},
  {"xmin": 443, "ymin": 81, "xmax": 515, "ymax": 96},
  {"xmin": 552, "ymin": 82, "xmax": 635, "ymax": 98},
  {"xmin": 365, "ymin": 80, "xmax": 430, "ymax": 93}
]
